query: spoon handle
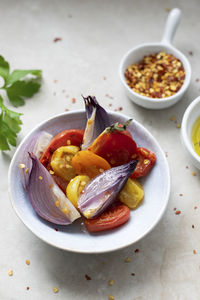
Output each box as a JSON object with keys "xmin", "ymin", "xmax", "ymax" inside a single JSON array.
[{"xmin": 161, "ymin": 8, "xmax": 181, "ymax": 45}]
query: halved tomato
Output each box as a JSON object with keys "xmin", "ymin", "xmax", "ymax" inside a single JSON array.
[
  {"xmin": 131, "ymin": 147, "xmax": 156, "ymax": 178},
  {"xmin": 88, "ymin": 122, "xmax": 137, "ymax": 167},
  {"xmin": 84, "ymin": 204, "xmax": 130, "ymax": 232},
  {"xmin": 40, "ymin": 129, "xmax": 84, "ymax": 168}
]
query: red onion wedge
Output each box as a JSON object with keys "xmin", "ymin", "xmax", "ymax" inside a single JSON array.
[
  {"xmin": 18, "ymin": 131, "xmax": 53, "ymax": 189},
  {"xmin": 81, "ymin": 96, "xmax": 110, "ymax": 150},
  {"xmin": 78, "ymin": 160, "xmax": 138, "ymax": 219},
  {"xmin": 27, "ymin": 153, "xmax": 80, "ymax": 225}
]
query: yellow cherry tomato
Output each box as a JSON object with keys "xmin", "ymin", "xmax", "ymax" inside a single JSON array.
[
  {"xmin": 50, "ymin": 146, "xmax": 79, "ymax": 181},
  {"xmin": 71, "ymin": 150, "xmax": 111, "ymax": 178},
  {"xmin": 66, "ymin": 175, "xmax": 90, "ymax": 208},
  {"xmin": 119, "ymin": 178, "xmax": 144, "ymax": 209}
]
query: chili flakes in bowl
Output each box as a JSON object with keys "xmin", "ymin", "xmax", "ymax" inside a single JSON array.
[{"xmin": 124, "ymin": 52, "xmax": 185, "ymax": 98}]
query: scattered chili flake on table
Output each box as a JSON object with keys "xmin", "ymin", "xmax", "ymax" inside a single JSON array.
[
  {"xmin": 72, "ymin": 98, "xmax": 76, "ymax": 103},
  {"xmin": 179, "ymin": 193, "xmax": 183, "ymax": 196},
  {"xmin": 194, "ymin": 206, "xmax": 198, "ymax": 210},
  {"xmin": 174, "ymin": 207, "xmax": 177, "ymax": 211},
  {"xmin": 186, "ymin": 166, "xmax": 189, "ymax": 169},
  {"xmin": 25, "ymin": 259, "xmax": 30, "ymax": 265},
  {"xmin": 53, "ymin": 37, "xmax": 62, "ymax": 43},
  {"xmin": 65, "ymin": 108, "xmax": 69, "ymax": 112},
  {"xmin": 103, "ymin": 76, "xmax": 107, "ymax": 80},
  {"xmin": 131, "ymin": 273, "xmax": 135, "ymax": 276},
  {"xmin": 125, "ymin": 257, "xmax": 131, "ymax": 263},
  {"xmin": 124, "ymin": 52, "xmax": 185, "ymax": 98},
  {"xmin": 188, "ymin": 51, "xmax": 193, "ymax": 56},
  {"xmin": 108, "ymin": 279, "xmax": 114, "ymax": 286},
  {"xmin": 175, "ymin": 210, "xmax": 181, "ymax": 215},
  {"xmin": 55, "ymin": 228, "xmax": 58, "ymax": 231},
  {"xmin": 26, "ymin": 287, "xmax": 30, "ymax": 291},
  {"xmin": 8, "ymin": 269, "xmax": 13, "ymax": 276},
  {"xmin": 85, "ymin": 274, "xmax": 91, "ymax": 280},
  {"xmin": 192, "ymin": 225, "xmax": 195, "ymax": 228},
  {"xmin": 53, "ymin": 287, "xmax": 59, "ymax": 293},
  {"xmin": 170, "ymin": 115, "xmax": 176, "ymax": 121},
  {"xmin": 134, "ymin": 249, "xmax": 139, "ymax": 253},
  {"xmin": 193, "ymin": 250, "xmax": 197, "ymax": 254}
]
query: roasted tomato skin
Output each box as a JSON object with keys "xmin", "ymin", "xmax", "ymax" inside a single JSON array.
[
  {"xmin": 131, "ymin": 147, "xmax": 156, "ymax": 179},
  {"xmin": 84, "ymin": 204, "xmax": 130, "ymax": 232},
  {"xmin": 40, "ymin": 129, "xmax": 84, "ymax": 168},
  {"xmin": 88, "ymin": 123, "xmax": 137, "ymax": 167}
]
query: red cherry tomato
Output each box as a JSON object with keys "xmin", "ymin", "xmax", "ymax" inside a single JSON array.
[
  {"xmin": 131, "ymin": 147, "xmax": 156, "ymax": 179},
  {"xmin": 40, "ymin": 129, "xmax": 84, "ymax": 168},
  {"xmin": 84, "ymin": 204, "xmax": 130, "ymax": 232},
  {"xmin": 88, "ymin": 122, "xmax": 137, "ymax": 167}
]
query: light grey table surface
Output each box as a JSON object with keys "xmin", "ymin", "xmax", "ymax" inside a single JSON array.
[{"xmin": 1, "ymin": 0, "xmax": 200, "ymax": 299}]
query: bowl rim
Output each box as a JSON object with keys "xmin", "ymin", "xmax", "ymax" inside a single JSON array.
[
  {"xmin": 8, "ymin": 109, "xmax": 171, "ymax": 253},
  {"xmin": 181, "ymin": 96, "xmax": 200, "ymax": 164},
  {"xmin": 119, "ymin": 42, "xmax": 191, "ymax": 105}
]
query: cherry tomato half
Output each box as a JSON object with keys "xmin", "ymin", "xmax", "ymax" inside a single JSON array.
[
  {"xmin": 131, "ymin": 147, "xmax": 156, "ymax": 179},
  {"xmin": 84, "ymin": 204, "xmax": 130, "ymax": 232},
  {"xmin": 88, "ymin": 123, "xmax": 137, "ymax": 167},
  {"xmin": 40, "ymin": 129, "xmax": 84, "ymax": 168}
]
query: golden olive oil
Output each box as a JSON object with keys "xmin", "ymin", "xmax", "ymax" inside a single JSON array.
[{"xmin": 191, "ymin": 116, "xmax": 200, "ymax": 156}]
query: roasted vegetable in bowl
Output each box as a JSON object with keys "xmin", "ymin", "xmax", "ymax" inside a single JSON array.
[{"xmin": 18, "ymin": 96, "xmax": 156, "ymax": 232}]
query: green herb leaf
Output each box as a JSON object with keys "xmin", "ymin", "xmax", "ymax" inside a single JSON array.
[
  {"xmin": 8, "ymin": 69, "xmax": 42, "ymax": 85},
  {"xmin": 0, "ymin": 56, "xmax": 10, "ymax": 85},
  {"xmin": 6, "ymin": 80, "xmax": 41, "ymax": 107},
  {"xmin": 0, "ymin": 95, "xmax": 23, "ymax": 150}
]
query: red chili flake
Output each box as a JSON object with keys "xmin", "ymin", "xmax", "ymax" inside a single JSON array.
[
  {"xmin": 196, "ymin": 79, "xmax": 200, "ymax": 82},
  {"xmin": 194, "ymin": 206, "xmax": 198, "ymax": 210},
  {"xmin": 54, "ymin": 37, "xmax": 62, "ymax": 43},
  {"xmin": 186, "ymin": 166, "xmax": 189, "ymax": 169},
  {"xmin": 179, "ymin": 193, "xmax": 183, "ymax": 196},
  {"xmin": 134, "ymin": 249, "xmax": 139, "ymax": 253},
  {"xmin": 193, "ymin": 249, "xmax": 197, "ymax": 254},
  {"xmin": 109, "ymin": 103, "xmax": 112, "ymax": 107},
  {"xmin": 85, "ymin": 274, "xmax": 91, "ymax": 280},
  {"xmin": 174, "ymin": 207, "xmax": 177, "ymax": 211},
  {"xmin": 55, "ymin": 228, "xmax": 58, "ymax": 232},
  {"xmin": 72, "ymin": 98, "xmax": 76, "ymax": 103},
  {"xmin": 131, "ymin": 273, "xmax": 135, "ymax": 276},
  {"xmin": 175, "ymin": 210, "xmax": 181, "ymax": 215},
  {"xmin": 118, "ymin": 107, "xmax": 123, "ymax": 111},
  {"xmin": 26, "ymin": 287, "xmax": 30, "ymax": 290},
  {"xmin": 188, "ymin": 51, "xmax": 193, "ymax": 56},
  {"xmin": 65, "ymin": 108, "xmax": 69, "ymax": 111},
  {"xmin": 103, "ymin": 76, "xmax": 107, "ymax": 80},
  {"xmin": 192, "ymin": 225, "xmax": 195, "ymax": 228}
]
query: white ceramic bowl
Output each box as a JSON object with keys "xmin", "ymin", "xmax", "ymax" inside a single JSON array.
[
  {"xmin": 181, "ymin": 96, "xmax": 200, "ymax": 169},
  {"xmin": 8, "ymin": 110, "xmax": 170, "ymax": 253},
  {"xmin": 119, "ymin": 8, "xmax": 191, "ymax": 110}
]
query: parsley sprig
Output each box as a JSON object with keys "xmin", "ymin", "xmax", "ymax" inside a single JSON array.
[{"xmin": 0, "ymin": 55, "xmax": 42, "ymax": 150}]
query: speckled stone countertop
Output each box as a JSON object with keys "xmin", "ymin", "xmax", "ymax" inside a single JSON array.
[{"xmin": 1, "ymin": 0, "xmax": 200, "ymax": 299}]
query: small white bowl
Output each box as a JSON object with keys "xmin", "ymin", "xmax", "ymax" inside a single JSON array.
[
  {"xmin": 181, "ymin": 96, "xmax": 200, "ymax": 169},
  {"xmin": 119, "ymin": 8, "xmax": 191, "ymax": 110},
  {"xmin": 8, "ymin": 110, "xmax": 170, "ymax": 253}
]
